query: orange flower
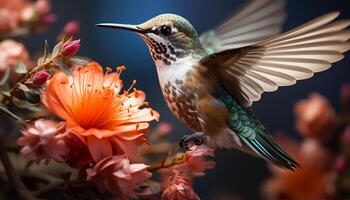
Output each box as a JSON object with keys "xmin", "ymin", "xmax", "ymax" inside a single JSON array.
[
  {"xmin": 294, "ymin": 93, "xmax": 338, "ymax": 141},
  {"xmin": 261, "ymin": 136, "xmax": 333, "ymax": 200},
  {"xmin": 42, "ymin": 62, "xmax": 159, "ymax": 162}
]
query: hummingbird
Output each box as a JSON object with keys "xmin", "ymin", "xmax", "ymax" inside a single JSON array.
[{"xmin": 97, "ymin": 0, "xmax": 350, "ymax": 170}]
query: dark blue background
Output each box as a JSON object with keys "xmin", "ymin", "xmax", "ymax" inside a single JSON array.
[{"xmin": 24, "ymin": 0, "xmax": 350, "ymax": 199}]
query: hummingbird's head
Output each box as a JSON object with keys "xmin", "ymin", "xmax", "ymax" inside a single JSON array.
[{"xmin": 97, "ymin": 14, "xmax": 206, "ymax": 66}]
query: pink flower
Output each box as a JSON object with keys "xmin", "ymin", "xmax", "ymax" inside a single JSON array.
[
  {"xmin": 333, "ymin": 155, "xmax": 348, "ymax": 173},
  {"xmin": 86, "ymin": 155, "xmax": 152, "ymax": 199},
  {"xmin": 162, "ymin": 172, "xmax": 200, "ymax": 200},
  {"xmin": 0, "ymin": 0, "xmax": 28, "ymax": 34},
  {"xmin": 341, "ymin": 127, "xmax": 350, "ymax": 146},
  {"xmin": 173, "ymin": 145, "xmax": 215, "ymax": 176},
  {"xmin": 40, "ymin": 13, "xmax": 56, "ymax": 27},
  {"xmin": 33, "ymin": 70, "xmax": 50, "ymax": 86},
  {"xmin": 62, "ymin": 39, "xmax": 80, "ymax": 56},
  {"xmin": 62, "ymin": 20, "xmax": 80, "ymax": 37},
  {"xmin": 64, "ymin": 133, "xmax": 93, "ymax": 168},
  {"xmin": 0, "ymin": 39, "xmax": 29, "ymax": 73},
  {"xmin": 17, "ymin": 119, "xmax": 68, "ymax": 163},
  {"xmin": 261, "ymin": 135, "xmax": 333, "ymax": 200},
  {"xmin": 34, "ymin": 0, "xmax": 51, "ymax": 15},
  {"xmin": 294, "ymin": 93, "xmax": 338, "ymax": 141}
]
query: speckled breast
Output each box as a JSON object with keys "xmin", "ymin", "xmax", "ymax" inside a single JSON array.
[{"xmin": 161, "ymin": 81, "xmax": 202, "ymax": 131}]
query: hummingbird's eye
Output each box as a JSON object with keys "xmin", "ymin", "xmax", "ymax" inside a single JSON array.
[{"xmin": 159, "ymin": 25, "xmax": 172, "ymax": 36}]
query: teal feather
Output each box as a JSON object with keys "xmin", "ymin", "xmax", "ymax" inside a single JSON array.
[{"xmin": 219, "ymin": 90, "xmax": 300, "ymax": 170}]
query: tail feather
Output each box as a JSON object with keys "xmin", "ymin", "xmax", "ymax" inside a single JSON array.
[{"xmin": 242, "ymin": 130, "xmax": 300, "ymax": 170}]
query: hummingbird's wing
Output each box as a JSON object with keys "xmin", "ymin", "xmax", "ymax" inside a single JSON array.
[
  {"xmin": 200, "ymin": 12, "xmax": 350, "ymax": 107},
  {"xmin": 200, "ymin": 0, "xmax": 286, "ymax": 53}
]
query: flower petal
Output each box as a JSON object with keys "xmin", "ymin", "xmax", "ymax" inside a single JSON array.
[{"xmin": 87, "ymin": 135, "xmax": 113, "ymax": 162}]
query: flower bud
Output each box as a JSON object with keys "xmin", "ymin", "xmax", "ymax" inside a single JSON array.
[
  {"xmin": 41, "ymin": 14, "xmax": 57, "ymax": 27},
  {"xmin": 333, "ymin": 155, "xmax": 347, "ymax": 173},
  {"xmin": 63, "ymin": 20, "xmax": 80, "ymax": 37},
  {"xmin": 62, "ymin": 39, "xmax": 80, "ymax": 56},
  {"xmin": 35, "ymin": 0, "xmax": 51, "ymax": 15},
  {"xmin": 33, "ymin": 70, "xmax": 50, "ymax": 86},
  {"xmin": 341, "ymin": 83, "xmax": 350, "ymax": 101},
  {"xmin": 341, "ymin": 127, "xmax": 350, "ymax": 146}
]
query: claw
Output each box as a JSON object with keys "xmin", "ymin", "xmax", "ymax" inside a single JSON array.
[{"xmin": 178, "ymin": 132, "xmax": 205, "ymax": 152}]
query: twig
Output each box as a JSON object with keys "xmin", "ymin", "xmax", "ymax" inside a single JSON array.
[
  {"xmin": 0, "ymin": 105, "xmax": 25, "ymax": 125},
  {"xmin": 0, "ymin": 143, "xmax": 38, "ymax": 200}
]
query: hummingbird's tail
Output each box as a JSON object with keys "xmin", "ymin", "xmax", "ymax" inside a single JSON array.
[
  {"xmin": 241, "ymin": 127, "xmax": 301, "ymax": 170},
  {"xmin": 220, "ymin": 90, "xmax": 300, "ymax": 170}
]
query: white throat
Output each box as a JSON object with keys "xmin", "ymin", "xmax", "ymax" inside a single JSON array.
[{"xmin": 154, "ymin": 55, "xmax": 196, "ymax": 89}]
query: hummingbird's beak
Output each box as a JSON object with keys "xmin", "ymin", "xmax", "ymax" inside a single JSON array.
[{"xmin": 96, "ymin": 23, "xmax": 146, "ymax": 34}]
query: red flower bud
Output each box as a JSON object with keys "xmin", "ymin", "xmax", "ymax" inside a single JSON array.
[
  {"xmin": 333, "ymin": 155, "xmax": 347, "ymax": 173},
  {"xmin": 41, "ymin": 14, "xmax": 57, "ymax": 27},
  {"xmin": 63, "ymin": 20, "xmax": 80, "ymax": 37},
  {"xmin": 33, "ymin": 70, "xmax": 50, "ymax": 86},
  {"xmin": 62, "ymin": 39, "xmax": 80, "ymax": 56},
  {"xmin": 341, "ymin": 83, "xmax": 350, "ymax": 100},
  {"xmin": 341, "ymin": 127, "xmax": 350, "ymax": 146}
]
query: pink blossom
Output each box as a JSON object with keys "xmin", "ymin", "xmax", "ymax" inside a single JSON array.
[
  {"xmin": 0, "ymin": 39, "xmax": 30, "ymax": 73},
  {"xmin": 62, "ymin": 39, "xmax": 80, "ymax": 56},
  {"xmin": 86, "ymin": 155, "xmax": 152, "ymax": 199},
  {"xmin": 33, "ymin": 70, "xmax": 50, "ymax": 86},
  {"xmin": 34, "ymin": 0, "xmax": 51, "ymax": 15},
  {"xmin": 341, "ymin": 127, "xmax": 350, "ymax": 146},
  {"xmin": 294, "ymin": 93, "xmax": 338, "ymax": 141},
  {"xmin": 0, "ymin": 0, "xmax": 28, "ymax": 34},
  {"xmin": 64, "ymin": 133, "xmax": 93, "ymax": 168},
  {"xmin": 63, "ymin": 20, "xmax": 80, "ymax": 37},
  {"xmin": 333, "ymin": 155, "xmax": 347, "ymax": 173},
  {"xmin": 40, "ymin": 13, "xmax": 56, "ymax": 27},
  {"xmin": 171, "ymin": 145, "xmax": 215, "ymax": 176},
  {"xmin": 17, "ymin": 119, "xmax": 68, "ymax": 163},
  {"xmin": 162, "ymin": 173, "xmax": 200, "ymax": 200}
]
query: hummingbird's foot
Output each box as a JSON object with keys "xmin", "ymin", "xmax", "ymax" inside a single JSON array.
[{"xmin": 179, "ymin": 132, "xmax": 205, "ymax": 152}]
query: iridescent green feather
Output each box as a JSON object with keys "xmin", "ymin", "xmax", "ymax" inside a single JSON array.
[{"xmin": 219, "ymin": 90, "xmax": 300, "ymax": 170}]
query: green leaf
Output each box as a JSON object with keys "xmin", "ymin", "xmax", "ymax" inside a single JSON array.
[
  {"xmin": 0, "ymin": 67, "xmax": 10, "ymax": 86},
  {"xmin": 52, "ymin": 41, "xmax": 63, "ymax": 57},
  {"xmin": 37, "ymin": 56, "xmax": 45, "ymax": 65},
  {"xmin": 54, "ymin": 59, "xmax": 72, "ymax": 75},
  {"xmin": 70, "ymin": 56, "xmax": 90, "ymax": 66},
  {"xmin": 18, "ymin": 83, "xmax": 31, "ymax": 93},
  {"xmin": 43, "ymin": 40, "xmax": 49, "ymax": 60},
  {"xmin": 15, "ymin": 61, "xmax": 27, "ymax": 74}
]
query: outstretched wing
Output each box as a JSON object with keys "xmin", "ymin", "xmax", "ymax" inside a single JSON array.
[
  {"xmin": 200, "ymin": 0, "xmax": 286, "ymax": 53},
  {"xmin": 200, "ymin": 12, "xmax": 350, "ymax": 107}
]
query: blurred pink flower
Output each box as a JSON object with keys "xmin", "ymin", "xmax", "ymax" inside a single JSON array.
[
  {"xmin": 39, "ymin": 13, "xmax": 56, "ymax": 27},
  {"xmin": 34, "ymin": 0, "xmax": 51, "ymax": 15},
  {"xmin": 333, "ymin": 155, "xmax": 348, "ymax": 173},
  {"xmin": 0, "ymin": 39, "xmax": 30, "ymax": 73},
  {"xmin": 86, "ymin": 155, "xmax": 152, "ymax": 199},
  {"xmin": 0, "ymin": 0, "xmax": 28, "ymax": 34},
  {"xmin": 162, "ymin": 172, "xmax": 200, "ymax": 200},
  {"xmin": 173, "ymin": 145, "xmax": 215, "ymax": 176},
  {"xmin": 62, "ymin": 39, "xmax": 80, "ymax": 56},
  {"xmin": 294, "ymin": 93, "xmax": 338, "ymax": 141},
  {"xmin": 341, "ymin": 127, "xmax": 350, "ymax": 146},
  {"xmin": 17, "ymin": 119, "xmax": 68, "ymax": 163},
  {"xmin": 261, "ymin": 136, "xmax": 333, "ymax": 200},
  {"xmin": 62, "ymin": 20, "xmax": 80, "ymax": 37}
]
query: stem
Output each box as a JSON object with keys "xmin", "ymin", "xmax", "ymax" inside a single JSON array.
[{"xmin": 0, "ymin": 143, "xmax": 38, "ymax": 200}]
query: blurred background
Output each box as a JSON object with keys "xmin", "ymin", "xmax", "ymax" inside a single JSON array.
[{"xmin": 20, "ymin": 0, "xmax": 350, "ymax": 199}]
